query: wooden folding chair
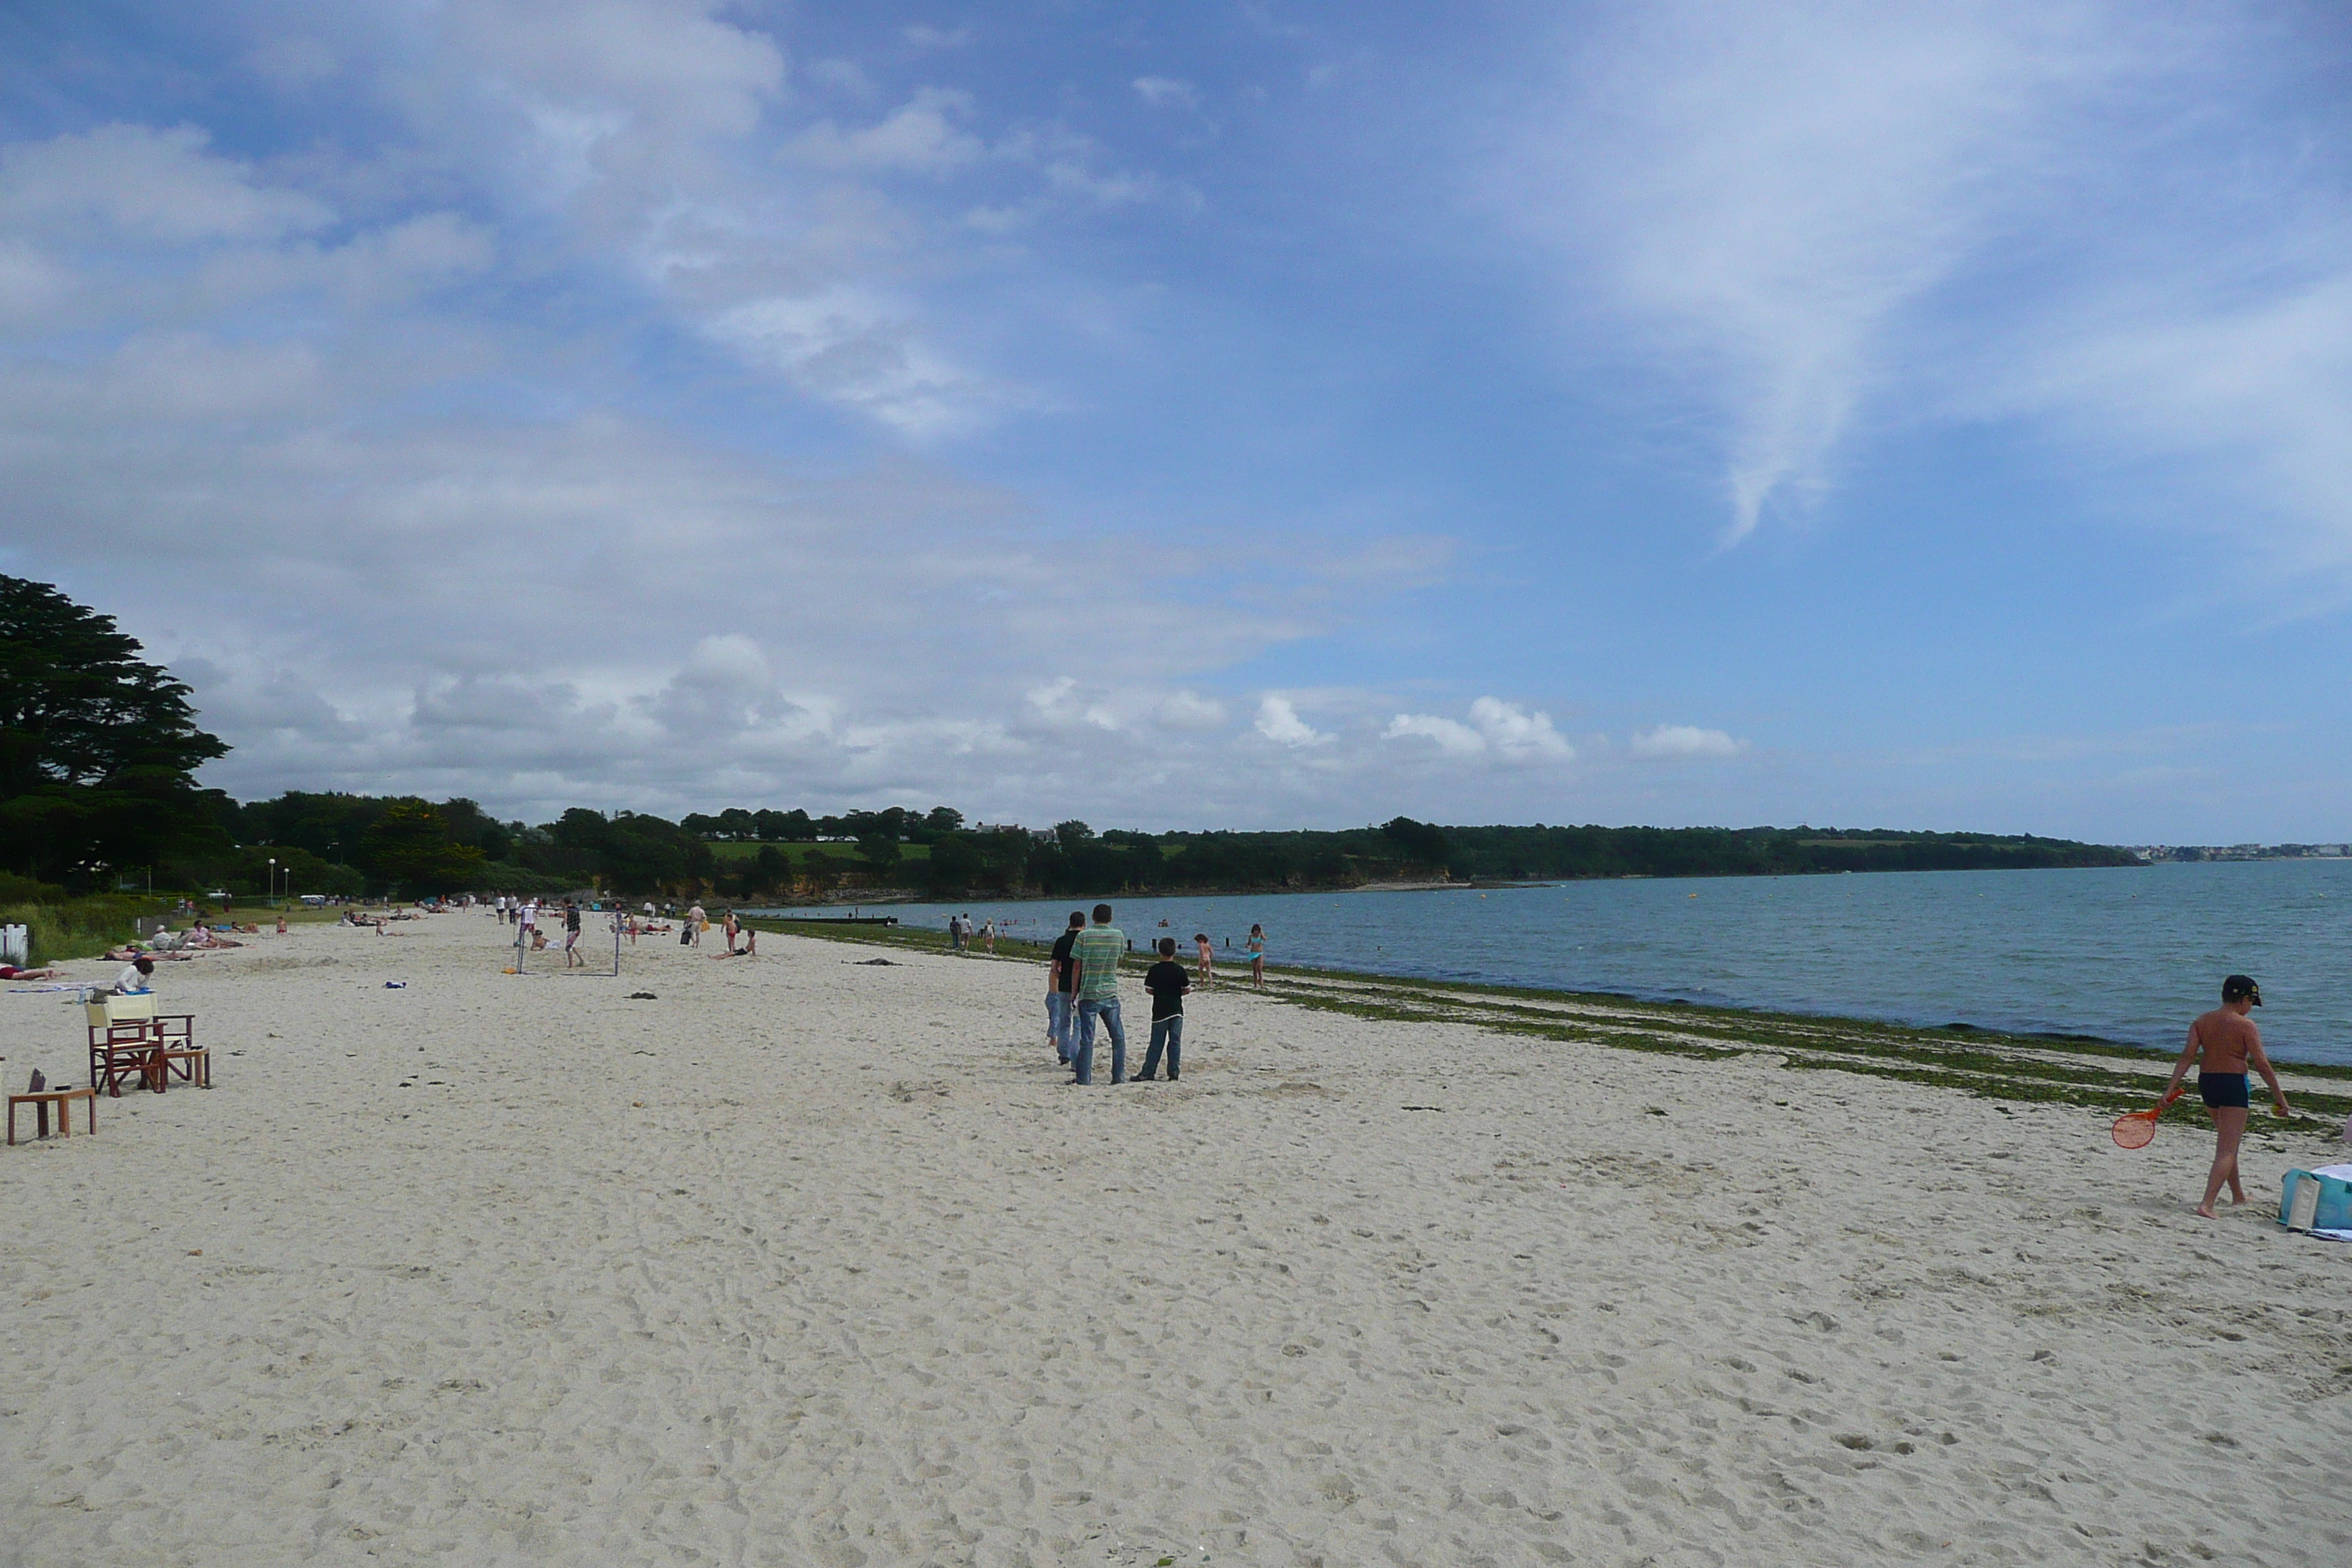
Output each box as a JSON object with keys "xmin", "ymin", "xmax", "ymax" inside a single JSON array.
[{"xmin": 86, "ymin": 995, "xmax": 165, "ymax": 1097}]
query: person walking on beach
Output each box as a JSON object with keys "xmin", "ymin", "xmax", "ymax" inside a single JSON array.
[
  {"xmin": 981, "ymin": 916, "xmax": 996, "ymax": 955},
  {"xmin": 1137, "ymin": 938, "xmax": 1191, "ymax": 1082},
  {"xmin": 2156, "ymin": 975, "xmax": 2292, "ymax": 1218},
  {"xmin": 1194, "ymin": 932, "xmax": 1213, "ymax": 987},
  {"xmin": 1046, "ymin": 910, "xmax": 1084, "ymax": 1066},
  {"xmin": 1071, "ymin": 903, "xmax": 1128, "ymax": 1085},
  {"xmin": 687, "ymin": 902, "xmax": 706, "ymax": 948},
  {"xmin": 1246, "ymin": 923, "xmax": 1267, "ymax": 988},
  {"xmin": 949, "ymin": 913, "xmax": 967, "ymax": 952},
  {"xmin": 562, "ymin": 900, "xmax": 584, "ymax": 968}
]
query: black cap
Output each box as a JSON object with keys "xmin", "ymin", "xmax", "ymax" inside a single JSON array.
[{"xmin": 2223, "ymin": 974, "xmax": 2261, "ymax": 1006}]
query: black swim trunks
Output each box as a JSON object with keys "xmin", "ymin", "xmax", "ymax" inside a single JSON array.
[{"xmin": 2198, "ymin": 1071, "xmax": 2250, "ymax": 1109}]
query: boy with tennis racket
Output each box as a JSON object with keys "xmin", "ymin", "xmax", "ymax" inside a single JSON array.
[{"xmin": 2155, "ymin": 975, "xmax": 2291, "ymax": 1218}]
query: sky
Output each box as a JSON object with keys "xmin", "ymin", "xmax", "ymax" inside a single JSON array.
[{"xmin": 1, "ymin": 1, "xmax": 2348, "ymax": 840}]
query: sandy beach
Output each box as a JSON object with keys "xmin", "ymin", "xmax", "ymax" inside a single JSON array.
[{"xmin": 4, "ymin": 911, "xmax": 2349, "ymax": 1567}]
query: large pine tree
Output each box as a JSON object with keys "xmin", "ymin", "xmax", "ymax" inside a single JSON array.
[{"xmin": 0, "ymin": 576, "xmax": 230, "ymax": 885}]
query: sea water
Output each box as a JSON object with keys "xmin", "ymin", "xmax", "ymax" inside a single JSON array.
[{"xmin": 789, "ymin": 859, "xmax": 2352, "ymax": 1066}]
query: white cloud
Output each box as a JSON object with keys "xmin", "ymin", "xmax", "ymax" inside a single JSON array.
[
  {"xmin": 1025, "ymin": 677, "xmax": 1077, "ymax": 711},
  {"xmin": 1384, "ymin": 698, "xmax": 1573, "ymax": 763},
  {"xmin": 1985, "ymin": 271, "xmax": 2352, "ymax": 578},
  {"xmin": 1627, "ymin": 724, "xmax": 1743, "ymax": 761},
  {"xmin": 1156, "ymin": 691, "xmax": 1227, "ymax": 731},
  {"xmin": 451, "ymin": 0, "xmax": 787, "ymax": 148},
  {"xmin": 901, "ymin": 24, "xmax": 973, "ymax": 50},
  {"xmin": 783, "ymin": 90, "xmax": 985, "ymax": 175},
  {"xmin": 1469, "ymin": 697, "xmax": 1573, "ymax": 759},
  {"xmin": 1133, "ymin": 77, "xmax": 1199, "ymax": 110},
  {"xmin": 1504, "ymin": 2, "xmax": 2125, "ymax": 544},
  {"xmin": 0, "ymin": 124, "xmax": 333, "ymax": 244},
  {"xmin": 1255, "ymin": 696, "xmax": 1329, "ymax": 747},
  {"xmin": 705, "ymin": 289, "xmax": 987, "ymax": 434},
  {"xmin": 1501, "ymin": 2, "xmax": 2352, "ymax": 575},
  {"xmin": 1383, "ymin": 712, "xmax": 1483, "ymax": 755}
]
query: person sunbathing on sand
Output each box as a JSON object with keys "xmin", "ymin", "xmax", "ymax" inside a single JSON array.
[
  {"xmin": 2157, "ymin": 975, "xmax": 2291, "ymax": 1218},
  {"xmin": 102, "ymin": 945, "xmax": 190, "ymax": 962},
  {"xmin": 0, "ymin": 962, "xmax": 62, "ymax": 981}
]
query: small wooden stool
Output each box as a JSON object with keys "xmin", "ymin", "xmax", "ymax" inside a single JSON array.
[
  {"xmin": 159, "ymin": 1047, "xmax": 211, "ymax": 1089},
  {"xmin": 7, "ymin": 1086, "xmax": 97, "ymax": 1145}
]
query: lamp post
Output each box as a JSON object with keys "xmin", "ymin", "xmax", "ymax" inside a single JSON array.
[{"xmin": 268, "ymin": 856, "xmax": 277, "ymax": 908}]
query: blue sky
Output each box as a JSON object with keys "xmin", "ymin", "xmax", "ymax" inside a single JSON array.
[{"xmin": 1, "ymin": 2, "xmax": 2347, "ymax": 840}]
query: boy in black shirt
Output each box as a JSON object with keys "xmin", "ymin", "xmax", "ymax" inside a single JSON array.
[{"xmin": 1137, "ymin": 937, "xmax": 1190, "ymax": 1082}]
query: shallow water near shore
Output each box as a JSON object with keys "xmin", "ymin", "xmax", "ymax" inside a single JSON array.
[{"xmin": 784, "ymin": 858, "xmax": 2352, "ymax": 1065}]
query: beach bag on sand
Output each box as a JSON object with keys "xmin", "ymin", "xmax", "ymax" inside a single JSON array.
[{"xmin": 680, "ymin": 928, "xmax": 693, "ymax": 945}]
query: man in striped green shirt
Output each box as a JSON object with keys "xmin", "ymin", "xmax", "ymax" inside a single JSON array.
[{"xmin": 1071, "ymin": 902, "xmax": 1128, "ymax": 1085}]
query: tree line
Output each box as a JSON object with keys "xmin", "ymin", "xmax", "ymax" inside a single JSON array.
[{"xmin": 49, "ymin": 794, "xmax": 2141, "ymax": 903}]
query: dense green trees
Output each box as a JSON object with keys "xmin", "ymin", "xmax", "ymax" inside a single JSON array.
[
  {"xmin": 168, "ymin": 785, "xmax": 2167, "ymax": 904},
  {"xmin": 358, "ymin": 801, "xmax": 487, "ymax": 892},
  {"xmin": 209, "ymin": 791, "xmax": 515, "ymax": 898},
  {"xmin": 0, "ymin": 576, "xmax": 231, "ymax": 887}
]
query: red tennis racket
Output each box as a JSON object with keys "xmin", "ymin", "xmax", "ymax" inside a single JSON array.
[{"xmin": 2112, "ymin": 1105, "xmax": 2163, "ymax": 1149}]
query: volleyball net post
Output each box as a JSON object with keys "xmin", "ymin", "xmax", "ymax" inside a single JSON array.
[{"xmin": 500, "ymin": 900, "xmax": 625, "ymax": 976}]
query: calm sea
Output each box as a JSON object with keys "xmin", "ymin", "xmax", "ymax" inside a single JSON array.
[{"xmin": 785, "ymin": 859, "xmax": 2352, "ymax": 1066}]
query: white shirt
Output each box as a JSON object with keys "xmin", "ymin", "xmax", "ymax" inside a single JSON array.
[
  {"xmin": 520, "ymin": 902, "xmax": 538, "ymax": 927},
  {"xmin": 114, "ymin": 965, "xmax": 151, "ymax": 995}
]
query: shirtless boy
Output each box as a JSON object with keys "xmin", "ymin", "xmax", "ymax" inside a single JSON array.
[{"xmin": 2157, "ymin": 975, "xmax": 2291, "ymax": 1218}]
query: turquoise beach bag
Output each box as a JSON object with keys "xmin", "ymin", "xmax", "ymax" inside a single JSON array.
[{"xmin": 2278, "ymin": 1167, "xmax": 2352, "ymax": 1232}]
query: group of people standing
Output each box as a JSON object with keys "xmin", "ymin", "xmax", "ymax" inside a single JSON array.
[
  {"xmin": 1036, "ymin": 906, "xmax": 1269, "ymax": 1084},
  {"xmin": 947, "ymin": 913, "xmax": 997, "ymax": 954},
  {"xmin": 1042, "ymin": 904, "xmax": 1188, "ymax": 1085}
]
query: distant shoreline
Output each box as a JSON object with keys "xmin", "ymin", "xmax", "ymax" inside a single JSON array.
[{"xmin": 745, "ymin": 859, "xmax": 2150, "ymax": 908}]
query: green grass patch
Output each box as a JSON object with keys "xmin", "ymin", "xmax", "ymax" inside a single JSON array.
[{"xmin": 2, "ymin": 895, "xmax": 173, "ymax": 965}]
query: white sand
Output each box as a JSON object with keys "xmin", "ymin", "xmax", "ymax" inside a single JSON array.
[{"xmin": 4, "ymin": 913, "xmax": 2348, "ymax": 1567}]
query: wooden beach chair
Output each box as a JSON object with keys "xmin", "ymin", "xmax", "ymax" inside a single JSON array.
[{"xmin": 85, "ymin": 995, "xmax": 165, "ymax": 1097}]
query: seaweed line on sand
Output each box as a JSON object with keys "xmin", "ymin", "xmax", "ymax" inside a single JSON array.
[{"xmin": 751, "ymin": 917, "xmax": 2352, "ymax": 1134}]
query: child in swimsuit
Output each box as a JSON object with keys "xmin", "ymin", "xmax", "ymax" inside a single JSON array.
[{"xmin": 2157, "ymin": 975, "xmax": 2291, "ymax": 1218}]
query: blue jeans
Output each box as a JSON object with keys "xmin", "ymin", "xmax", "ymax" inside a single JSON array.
[
  {"xmin": 1045, "ymin": 990, "xmax": 1074, "ymax": 1063},
  {"xmin": 1074, "ymin": 995, "xmax": 1126, "ymax": 1085},
  {"xmin": 1142, "ymin": 1014, "xmax": 1182, "ymax": 1079}
]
